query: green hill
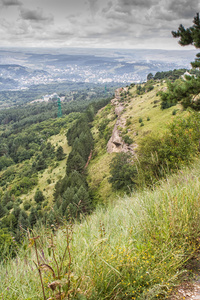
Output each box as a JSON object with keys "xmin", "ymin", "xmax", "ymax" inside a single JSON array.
[
  {"xmin": 1, "ymin": 75, "xmax": 200, "ymax": 299},
  {"xmin": 1, "ymin": 157, "xmax": 200, "ymax": 299}
]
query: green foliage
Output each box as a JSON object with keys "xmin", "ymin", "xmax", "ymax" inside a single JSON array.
[
  {"xmin": 23, "ymin": 200, "xmax": 31, "ymax": 211},
  {"xmin": 154, "ymin": 69, "xmax": 187, "ymax": 81},
  {"xmin": 161, "ymin": 76, "xmax": 200, "ymax": 110},
  {"xmin": 28, "ymin": 207, "xmax": 38, "ymax": 227},
  {"xmin": 0, "ymin": 156, "xmax": 14, "ymax": 171},
  {"xmin": 160, "ymin": 14, "xmax": 200, "ymax": 111},
  {"xmin": 10, "ymin": 176, "xmax": 38, "ymax": 196},
  {"xmin": 0, "ymin": 228, "xmax": 17, "ymax": 259},
  {"xmin": 123, "ymin": 135, "xmax": 133, "ymax": 145},
  {"xmin": 109, "ymin": 152, "xmax": 137, "ymax": 192},
  {"xmin": 66, "ymin": 152, "xmax": 85, "ymax": 174},
  {"xmin": 137, "ymin": 112, "xmax": 200, "ymax": 186},
  {"xmin": 172, "ymin": 109, "xmax": 177, "ymax": 115},
  {"xmin": 172, "ymin": 13, "xmax": 200, "ymax": 68},
  {"xmin": 56, "ymin": 145, "xmax": 65, "ymax": 161},
  {"xmin": 4, "ymin": 162, "xmax": 200, "ymax": 299},
  {"xmin": 147, "ymin": 72, "xmax": 154, "ymax": 81},
  {"xmin": 136, "ymin": 85, "xmax": 145, "ymax": 95},
  {"xmin": 53, "ymin": 101, "xmax": 110, "ymax": 220},
  {"xmin": 34, "ymin": 189, "xmax": 45, "ymax": 203}
]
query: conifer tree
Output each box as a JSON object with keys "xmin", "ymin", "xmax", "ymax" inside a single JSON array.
[
  {"xmin": 56, "ymin": 145, "xmax": 64, "ymax": 161},
  {"xmin": 34, "ymin": 189, "xmax": 45, "ymax": 203},
  {"xmin": 172, "ymin": 13, "xmax": 200, "ymax": 68}
]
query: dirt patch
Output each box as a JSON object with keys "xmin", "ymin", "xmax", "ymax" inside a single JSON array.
[{"xmin": 168, "ymin": 256, "xmax": 200, "ymax": 299}]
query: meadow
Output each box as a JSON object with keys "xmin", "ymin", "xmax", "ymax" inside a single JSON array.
[{"xmin": 1, "ymin": 159, "xmax": 200, "ymax": 299}]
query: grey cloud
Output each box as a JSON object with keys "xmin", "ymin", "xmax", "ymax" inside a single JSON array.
[
  {"xmin": 55, "ymin": 29, "xmax": 73, "ymax": 37},
  {"xmin": 102, "ymin": 1, "xmax": 113, "ymax": 13},
  {"xmin": 167, "ymin": 0, "xmax": 200, "ymax": 18},
  {"xmin": 118, "ymin": 0, "xmax": 156, "ymax": 9},
  {"xmin": 87, "ymin": 0, "xmax": 99, "ymax": 13},
  {"xmin": 1, "ymin": 0, "xmax": 21, "ymax": 5},
  {"xmin": 20, "ymin": 7, "xmax": 54, "ymax": 23}
]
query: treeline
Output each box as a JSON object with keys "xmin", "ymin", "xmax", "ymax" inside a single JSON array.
[
  {"xmin": 147, "ymin": 68, "xmax": 200, "ymax": 82},
  {"xmin": 52, "ymin": 98, "xmax": 111, "ymax": 222},
  {"xmin": 0, "ymin": 81, "xmax": 117, "ymax": 108},
  {"xmin": 160, "ymin": 75, "xmax": 200, "ymax": 110},
  {"xmin": 0, "ymin": 97, "xmax": 111, "ymax": 258},
  {"xmin": 0, "ymin": 94, "xmax": 112, "ymax": 129}
]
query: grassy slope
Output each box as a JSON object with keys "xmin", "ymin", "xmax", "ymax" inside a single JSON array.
[
  {"xmin": 1, "ymin": 81, "xmax": 200, "ymax": 299},
  {"xmin": 0, "ymin": 120, "xmax": 72, "ymax": 215},
  {"xmin": 20, "ymin": 132, "xmax": 71, "ymax": 204},
  {"xmin": 1, "ymin": 158, "xmax": 200, "ymax": 299},
  {"xmin": 87, "ymin": 82, "xmax": 188, "ymax": 203}
]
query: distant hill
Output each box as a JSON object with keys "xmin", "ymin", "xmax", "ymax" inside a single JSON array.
[{"xmin": 0, "ymin": 47, "xmax": 198, "ymax": 90}]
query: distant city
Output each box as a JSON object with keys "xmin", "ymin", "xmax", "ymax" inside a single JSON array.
[{"xmin": 0, "ymin": 47, "xmax": 198, "ymax": 91}]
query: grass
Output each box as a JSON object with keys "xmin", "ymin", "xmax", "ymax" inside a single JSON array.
[
  {"xmin": 87, "ymin": 81, "xmax": 188, "ymax": 203},
  {"xmin": 123, "ymin": 83, "xmax": 187, "ymax": 144},
  {"xmin": 1, "ymin": 159, "xmax": 200, "ymax": 299},
  {"xmin": 20, "ymin": 132, "xmax": 71, "ymax": 204}
]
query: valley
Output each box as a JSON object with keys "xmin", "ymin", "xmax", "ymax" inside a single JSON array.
[{"xmin": 0, "ymin": 49, "xmax": 200, "ymax": 299}]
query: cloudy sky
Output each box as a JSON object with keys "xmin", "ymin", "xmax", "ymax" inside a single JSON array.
[{"xmin": 0, "ymin": 0, "xmax": 199, "ymax": 49}]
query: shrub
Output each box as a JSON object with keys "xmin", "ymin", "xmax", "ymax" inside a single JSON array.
[
  {"xmin": 123, "ymin": 135, "xmax": 134, "ymax": 145},
  {"xmin": 23, "ymin": 200, "xmax": 31, "ymax": 211},
  {"xmin": 34, "ymin": 189, "xmax": 45, "ymax": 203},
  {"xmin": 137, "ymin": 112, "xmax": 200, "ymax": 186},
  {"xmin": 172, "ymin": 109, "xmax": 177, "ymax": 115},
  {"xmin": 109, "ymin": 152, "xmax": 137, "ymax": 192}
]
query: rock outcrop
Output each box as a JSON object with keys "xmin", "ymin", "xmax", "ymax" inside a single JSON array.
[{"xmin": 107, "ymin": 87, "xmax": 137, "ymax": 154}]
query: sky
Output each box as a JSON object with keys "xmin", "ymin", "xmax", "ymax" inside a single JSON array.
[{"xmin": 0, "ymin": 0, "xmax": 199, "ymax": 50}]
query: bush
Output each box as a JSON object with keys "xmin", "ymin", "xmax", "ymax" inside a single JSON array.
[
  {"xmin": 172, "ymin": 109, "xmax": 177, "ymax": 115},
  {"xmin": 123, "ymin": 135, "xmax": 134, "ymax": 145},
  {"xmin": 23, "ymin": 200, "xmax": 31, "ymax": 211},
  {"xmin": 137, "ymin": 112, "xmax": 200, "ymax": 186},
  {"xmin": 34, "ymin": 189, "xmax": 45, "ymax": 203},
  {"xmin": 109, "ymin": 152, "xmax": 137, "ymax": 192}
]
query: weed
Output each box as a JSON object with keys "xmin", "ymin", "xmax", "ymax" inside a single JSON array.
[{"xmin": 29, "ymin": 220, "xmax": 76, "ymax": 300}]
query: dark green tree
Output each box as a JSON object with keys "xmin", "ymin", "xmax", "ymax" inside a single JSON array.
[
  {"xmin": 109, "ymin": 152, "xmax": 137, "ymax": 193},
  {"xmin": 172, "ymin": 13, "xmax": 200, "ymax": 68},
  {"xmin": 147, "ymin": 73, "xmax": 154, "ymax": 81},
  {"xmin": 0, "ymin": 228, "xmax": 17, "ymax": 259},
  {"xmin": 34, "ymin": 189, "xmax": 45, "ymax": 203},
  {"xmin": 0, "ymin": 203, "xmax": 6, "ymax": 218},
  {"xmin": 66, "ymin": 152, "xmax": 85, "ymax": 174},
  {"xmin": 56, "ymin": 145, "xmax": 65, "ymax": 161},
  {"xmin": 18, "ymin": 210, "xmax": 29, "ymax": 230},
  {"xmin": 160, "ymin": 14, "xmax": 200, "ymax": 110},
  {"xmin": 29, "ymin": 207, "xmax": 38, "ymax": 227}
]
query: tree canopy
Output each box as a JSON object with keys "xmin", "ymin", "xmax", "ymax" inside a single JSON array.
[{"xmin": 172, "ymin": 13, "xmax": 200, "ymax": 68}]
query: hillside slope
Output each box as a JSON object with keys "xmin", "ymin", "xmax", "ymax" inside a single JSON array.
[
  {"xmin": 88, "ymin": 80, "xmax": 187, "ymax": 203},
  {"xmin": 1, "ymin": 157, "xmax": 200, "ymax": 299}
]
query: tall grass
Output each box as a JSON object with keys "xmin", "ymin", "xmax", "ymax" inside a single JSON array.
[{"xmin": 1, "ymin": 160, "xmax": 200, "ymax": 299}]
